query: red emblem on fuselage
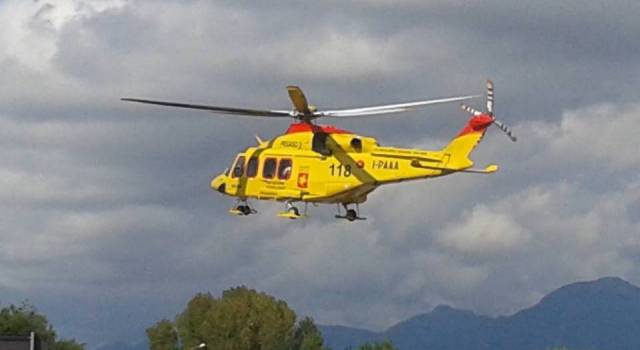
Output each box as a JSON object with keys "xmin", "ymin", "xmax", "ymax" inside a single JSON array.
[{"xmin": 297, "ymin": 173, "xmax": 309, "ymax": 188}]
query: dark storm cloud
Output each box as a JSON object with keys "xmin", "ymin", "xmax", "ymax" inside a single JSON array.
[
  {"xmin": 1, "ymin": 0, "xmax": 640, "ymax": 348},
  {"xmin": 326, "ymin": 0, "xmax": 640, "ymax": 122}
]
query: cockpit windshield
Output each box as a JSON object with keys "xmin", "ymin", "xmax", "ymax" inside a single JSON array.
[{"xmin": 231, "ymin": 155, "xmax": 245, "ymax": 178}]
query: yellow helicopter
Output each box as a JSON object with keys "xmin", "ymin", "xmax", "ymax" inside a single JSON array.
[{"xmin": 122, "ymin": 80, "xmax": 515, "ymax": 221}]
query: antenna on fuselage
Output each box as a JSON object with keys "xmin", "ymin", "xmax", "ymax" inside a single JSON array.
[{"xmin": 254, "ymin": 135, "xmax": 266, "ymax": 146}]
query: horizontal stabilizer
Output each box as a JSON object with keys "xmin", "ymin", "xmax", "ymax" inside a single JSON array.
[
  {"xmin": 410, "ymin": 160, "xmax": 499, "ymax": 174},
  {"xmin": 462, "ymin": 164, "xmax": 499, "ymax": 174}
]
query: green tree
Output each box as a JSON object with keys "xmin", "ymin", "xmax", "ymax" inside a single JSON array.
[
  {"xmin": 153, "ymin": 287, "xmax": 331, "ymax": 350},
  {"xmin": 174, "ymin": 292, "xmax": 215, "ymax": 348},
  {"xmin": 174, "ymin": 286, "xmax": 296, "ymax": 350},
  {"xmin": 0, "ymin": 302, "xmax": 56, "ymax": 345},
  {"xmin": 52, "ymin": 339, "xmax": 86, "ymax": 350},
  {"xmin": 291, "ymin": 317, "xmax": 327, "ymax": 350},
  {"xmin": 0, "ymin": 302, "xmax": 85, "ymax": 350},
  {"xmin": 356, "ymin": 340, "xmax": 397, "ymax": 350},
  {"xmin": 147, "ymin": 319, "xmax": 179, "ymax": 350}
]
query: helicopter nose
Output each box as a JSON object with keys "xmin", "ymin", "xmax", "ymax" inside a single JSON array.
[{"xmin": 211, "ymin": 175, "xmax": 226, "ymax": 194}]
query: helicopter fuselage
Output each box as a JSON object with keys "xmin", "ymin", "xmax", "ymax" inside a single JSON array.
[{"xmin": 211, "ymin": 119, "xmax": 494, "ymax": 206}]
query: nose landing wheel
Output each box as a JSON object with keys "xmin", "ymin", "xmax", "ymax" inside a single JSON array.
[{"xmin": 229, "ymin": 200, "xmax": 257, "ymax": 216}]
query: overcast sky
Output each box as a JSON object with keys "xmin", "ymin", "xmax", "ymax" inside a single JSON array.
[{"xmin": 1, "ymin": 0, "xmax": 639, "ymax": 348}]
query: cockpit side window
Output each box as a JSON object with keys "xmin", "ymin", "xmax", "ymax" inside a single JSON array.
[
  {"xmin": 350, "ymin": 138, "xmax": 363, "ymax": 152},
  {"xmin": 246, "ymin": 156, "xmax": 259, "ymax": 178},
  {"xmin": 231, "ymin": 155, "xmax": 245, "ymax": 178},
  {"xmin": 312, "ymin": 132, "xmax": 332, "ymax": 156},
  {"xmin": 278, "ymin": 158, "xmax": 292, "ymax": 180}
]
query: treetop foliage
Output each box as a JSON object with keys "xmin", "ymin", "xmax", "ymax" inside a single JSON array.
[
  {"xmin": 148, "ymin": 286, "xmax": 329, "ymax": 350},
  {"xmin": 0, "ymin": 302, "xmax": 85, "ymax": 350},
  {"xmin": 355, "ymin": 341, "xmax": 398, "ymax": 350}
]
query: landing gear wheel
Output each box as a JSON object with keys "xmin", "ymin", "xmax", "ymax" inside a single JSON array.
[
  {"xmin": 277, "ymin": 202, "xmax": 303, "ymax": 220},
  {"xmin": 240, "ymin": 205, "xmax": 252, "ymax": 215},
  {"xmin": 346, "ymin": 209, "xmax": 357, "ymax": 222},
  {"xmin": 233, "ymin": 204, "xmax": 254, "ymax": 216},
  {"xmin": 288, "ymin": 206, "xmax": 300, "ymax": 217}
]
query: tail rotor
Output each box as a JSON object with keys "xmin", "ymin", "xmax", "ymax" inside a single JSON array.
[{"xmin": 460, "ymin": 80, "xmax": 517, "ymax": 142}]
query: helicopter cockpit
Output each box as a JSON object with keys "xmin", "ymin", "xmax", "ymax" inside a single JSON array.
[{"xmin": 231, "ymin": 155, "xmax": 245, "ymax": 178}]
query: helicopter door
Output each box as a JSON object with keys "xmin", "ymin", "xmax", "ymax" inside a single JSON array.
[
  {"xmin": 259, "ymin": 157, "xmax": 302, "ymax": 200},
  {"xmin": 276, "ymin": 158, "xmax": 302, "ymax": 199},
  {"xmin": 246, "ymin": 156, "xmax": 259, "ymax": 178},
  {"xmin": 262, "ymin": 157, "xmax": 277, "ymax": 180},
  {"xmin": 277, "ymin": 158, "xmax": 293, "ymax": 181}
]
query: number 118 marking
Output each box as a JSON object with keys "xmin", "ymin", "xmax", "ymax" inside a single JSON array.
[{"xmin": 329, "ymin": 164, "xmax": 352, "ymax": 177}]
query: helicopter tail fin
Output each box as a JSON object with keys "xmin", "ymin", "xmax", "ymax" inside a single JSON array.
[{"xmin": 442, "ymin": 114, "xmax": 493, "ymax": 169}]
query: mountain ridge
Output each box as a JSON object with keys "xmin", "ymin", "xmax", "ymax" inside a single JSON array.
[{"xmin": 319, "ymin": 276, "xmax": 640, "ymax": 350}]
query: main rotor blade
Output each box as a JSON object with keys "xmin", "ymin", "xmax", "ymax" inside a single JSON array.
[
  {"xmin": 121, "ymin": 98, "xmax": 293, "ymax": 118},
  {"xmin": 286, "ymin": 86, "xmax": 311, "ymax": 114},
  {"xmin": 320, "ymin": 108, "xmax": 410, "ymax": 118},
  {"xmin": 318, "ymin": 95, "xmax": 480, "ymax": 118}
]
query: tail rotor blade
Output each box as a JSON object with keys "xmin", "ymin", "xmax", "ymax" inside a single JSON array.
[
  {"xmin": 493, "ymin": 119, "xmax": 517, "ymax": 142},
  {"xmin": 461, "ymin": 103, "xmax": 482, "ymax": 116},
  {"xmin": 486, "ymin": 80, "xmax": 494, "ymax": 115}
]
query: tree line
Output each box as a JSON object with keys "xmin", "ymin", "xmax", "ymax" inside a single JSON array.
[
  {"xmin": 0, "ymin": 293, "xmax": 588, "ymax": 350},
  {"xmin": 0, "ymin": 302, "xmax": 85, "ymax": 350},
  {"xmin": 148, "ymin": 286, "xmax": 396, "ymax": 350}
]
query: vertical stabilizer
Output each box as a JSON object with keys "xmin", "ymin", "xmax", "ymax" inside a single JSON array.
[{"xmin": 442, "ymin": 114, "xmax": 493, "ymax": 169}]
